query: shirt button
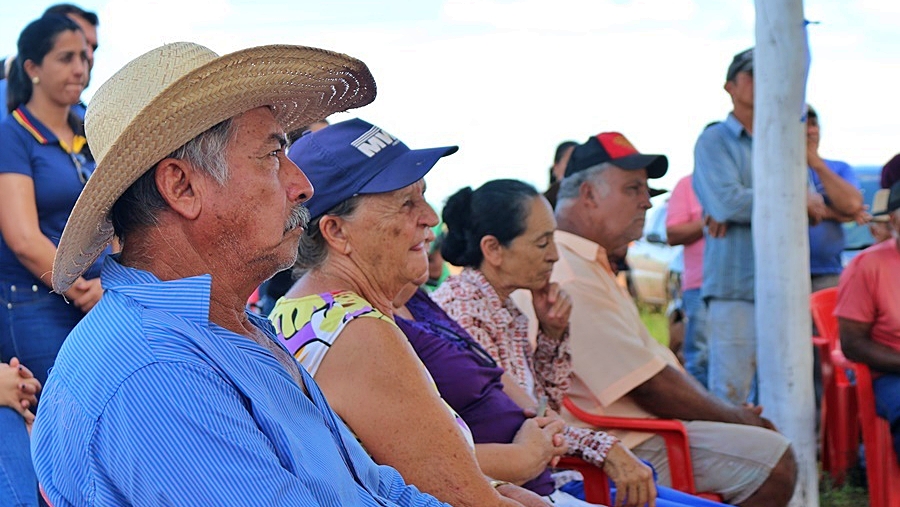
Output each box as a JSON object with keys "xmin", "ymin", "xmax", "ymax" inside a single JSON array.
[
  {"xmin": 32, "ymin": 285, "xmax": 38, "ymax": 292},
  {"xmin": 10, "ymin": 285, "xmax": 15, "ymax": 292}
]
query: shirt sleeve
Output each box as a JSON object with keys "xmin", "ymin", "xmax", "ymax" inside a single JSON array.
[
  {"xmin": 666, "ymin": 177, "xmax": 693, "ymax": 227},
  {"xmin": 835, "ymin": 257, "xmax": 876, "ymax": 323},
  {"xmin": 533, "ymin": 327, "xmax": 572, "ymax": 412},
  {"xmin": 562, "ymin": 425, "xmax": 619, "ymax": 468},
  {"xmin": 0, "ymin": 123, "xmax": 33, "ymax": 177},
  {"xmin": 563, "ymin": 277, "xmax": 667, "ymax": 407},
  {"xmin": 97, "ymin": 361, "xmax": 446, "ymax": 506},
  {"xmin": 692, "ymin": 127, "xmax": 753, "ymax": 224}
]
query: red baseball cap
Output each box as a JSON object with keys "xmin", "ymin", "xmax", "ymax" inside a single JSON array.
[{"xmin": 564, "ymin": 132, "xmax": 668, "ymax": 179}]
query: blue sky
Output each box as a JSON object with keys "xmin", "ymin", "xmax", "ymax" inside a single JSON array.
[{"xmin": 2, "ymin": 0, "xmax": 898, "ymax": 208}]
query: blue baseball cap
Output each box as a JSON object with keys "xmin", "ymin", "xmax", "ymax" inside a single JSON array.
[{"xmin": 289, "ymin": 118, "xmax": 458, "ymax": 219}]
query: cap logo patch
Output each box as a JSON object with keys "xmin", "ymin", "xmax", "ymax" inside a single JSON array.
[
  {"xmin": 351, "ymin": 125, "xmax": 400, "ymax": 157},
  {"xmin": 597, "ymin": 132, "xmax": 638, "ymax": 159}
]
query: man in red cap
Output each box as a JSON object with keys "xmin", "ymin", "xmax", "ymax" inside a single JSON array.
[{"xmin": 549, "ymin": 131, "xmax": 797, "ymax": 507}]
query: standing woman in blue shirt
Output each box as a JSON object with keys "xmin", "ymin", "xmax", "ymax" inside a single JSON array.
[{"xmin": 0, "ymin": 15, "xmax": 103, "ymax": 395}]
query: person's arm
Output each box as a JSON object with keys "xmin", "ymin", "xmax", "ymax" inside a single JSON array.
[
  {"xmin": 0, "ymin": 173, "xmax": 102, "ymax": 311},
  {"xmin": 666, "ymin": 177, "xmax": 704, "ymax": 246},
  {"xmin": 630, "ymin": 364, "xmax": 773, "ymax": 428},
  {"xmin": 808, "ymin": 156, "xmax": 863, "ymax": 217},
  {"xmin": 474, "ymin": 416, "xmax": 567, "ymax": 485},
  {"xmin": 90, "ymin": 361, "xmax": 448, "ymax": 506},
  {"xmin": 314, "ymin": 318, "xmax": 521, "ymax": 507},
  {"xmin": 666, "ymin": 220, "xmax": 704, "ymax": 246},
  {"xmin": 692, "ymin": 129, "xmax": 753, "ymax": 224},
  {"xmin": 839, "ymin": 317, "xmax": 900, "ymax": 374}
]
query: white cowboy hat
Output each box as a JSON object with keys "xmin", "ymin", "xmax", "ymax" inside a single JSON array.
[{"xmin": 52, "ymin": 41, "xmax": 376, "ymax": 293}]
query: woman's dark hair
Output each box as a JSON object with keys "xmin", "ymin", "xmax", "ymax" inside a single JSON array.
[
  {"xmin": 8, "ymin": 15, "xmax": 82, "ymax": 113},
  {"xmin": 441, "ymin": 179, "xmax": 539, "ymax": 268}
]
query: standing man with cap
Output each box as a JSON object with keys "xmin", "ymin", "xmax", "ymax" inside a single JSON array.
[
  {"xmin": 692, "ymin": 48, "xmax": 823, "ymax": 405},
  {"xmin": 836, "ymin": 180, "xmax": 900, "ymax": 464},
  {"xmin": 31, "ymin": 41, "xmax": 449, "ymax": 506},
  {"xmin": 552, "ymin": 132, "xmax": 796, "ymax": 506}
]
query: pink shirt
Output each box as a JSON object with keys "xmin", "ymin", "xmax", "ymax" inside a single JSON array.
[
  {"xmin": 666, "ymin": 175, "xmax": 705, "ymax": 291},
  {"xmin": 835, "ymin": 239, "xmax": 900, "ymax": 353}
]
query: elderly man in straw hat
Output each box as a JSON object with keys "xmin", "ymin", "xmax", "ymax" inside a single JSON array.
[{"xmin": 30, "ymin": 42, "xmax": 452, "ymax": 506}]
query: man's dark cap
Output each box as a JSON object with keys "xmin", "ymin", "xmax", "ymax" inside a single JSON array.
[
  {"xmin": 726, "ymin": 48, "xmax": 753, "ymax": 82},
  {"xmin": 564, "ymin": 132, "xmax": 667, "ymax": 179}
]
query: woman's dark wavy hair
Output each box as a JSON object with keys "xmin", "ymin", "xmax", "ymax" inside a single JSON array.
[
  {"xmin": 441, "ymin": 179, "xmax": 539, "ymax": 268},
  {"xmin": 8, "ymin": 15, "xmax": 82, "ymax": 116}
]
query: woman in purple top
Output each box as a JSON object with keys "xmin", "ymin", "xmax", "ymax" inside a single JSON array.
[{"xmin": 394, "ymin": 287, "xmax": 557, "ymax": 495}]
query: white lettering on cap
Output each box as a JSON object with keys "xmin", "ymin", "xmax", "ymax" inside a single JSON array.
[{"xmin": 351, "ymin": 126, "xmax": 400, "ymax": 157}]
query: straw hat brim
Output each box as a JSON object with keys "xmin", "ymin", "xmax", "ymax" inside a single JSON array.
[{"xmin": 53, "ymin": 43, "xmax": 376, "ymax": 293}]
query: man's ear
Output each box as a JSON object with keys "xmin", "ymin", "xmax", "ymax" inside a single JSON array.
[
  {"xmin": 154, "ymin": 158, "xmax": 202, "ymax": 220},
  {"xmin": 480, "ymin": 235, "xmax": 503, "ymax": 267},
  {"xmin": 319, "ymin": 215, "xmax": 352, "ymax": 255},
  {"xmin": 579, "ymin": 180, "xmax": 599, "ymax": 208}
]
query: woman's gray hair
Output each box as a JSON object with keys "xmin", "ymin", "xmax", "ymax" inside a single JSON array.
[
  {"xmin": 293, "ymin": 196, "xmax": 363, "ymax": 276},
  {"xmin": 556, "ymin": 162, "xmax": 613, "ymax": 202},
  {"xmin": 110, "ymin": 118, "xmax": 234, "ymax": 241}
]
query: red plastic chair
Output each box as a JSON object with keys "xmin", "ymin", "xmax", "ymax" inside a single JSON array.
[
  {"xmin": 810, "ymin": 287, "xmax": 859, "ymax": 483},
  {"xmin": 556, "ymin": 456, "xmax": 612, "ymax": 505},
  {"xmin": 832, "ymin": 348, "xmax": 900, "ymax": 507},
  {"xmin": 562, "ymin": 397, "xmax": 723, "ymax": 502}
]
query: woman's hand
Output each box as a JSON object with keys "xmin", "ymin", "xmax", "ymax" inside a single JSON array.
[
  {"xmin": 511, "ymin": 416, "xmax": 567, "ymax": 478},
  {"xmin": 602, "ymin": 442, "xmax": 656, "ymax": 507},
  {"xmin": 0, "ymin": 358, "xmax": 41, "ymax": 420},
  {"xmin": 531, "ymin": 283, "xmax": 571, "ymax": 341},
  {"xmin": 65, "ymin": 277, "xmax": 104, "ymax": 313}
]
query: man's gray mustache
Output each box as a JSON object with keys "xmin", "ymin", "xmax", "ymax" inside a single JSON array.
[{"xmin": 285, "ymin": 205, "xmax": 311, "ymax": 233}]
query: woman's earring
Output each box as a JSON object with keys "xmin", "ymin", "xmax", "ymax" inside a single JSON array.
[{"xmin": 31, "ymin": 76, "xmax": 39, "ymax": 85}]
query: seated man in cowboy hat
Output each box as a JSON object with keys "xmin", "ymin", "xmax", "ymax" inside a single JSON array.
[{"xmin": 31, "ymin": 42, "xmax": 451, "ymax": 506}]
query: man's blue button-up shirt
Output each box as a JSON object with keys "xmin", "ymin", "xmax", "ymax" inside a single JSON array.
[
  {"xmin": 32, "ymin": 256, "xmax": 447, "ymax": 507},
  {"xmin": 692, "ymin": 113, "xmax": 755, "ymax": 301}
]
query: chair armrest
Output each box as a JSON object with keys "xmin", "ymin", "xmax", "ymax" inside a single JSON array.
[
  {"xmin": 555, "ymin": 457, "xmax": 611, "ymax": 505},
  {"xmin": 562, "ymin": 397, "xmax": 697, "ymax": 493}
]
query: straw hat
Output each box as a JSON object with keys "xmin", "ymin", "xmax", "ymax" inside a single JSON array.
[{"xmin": 52, "ymin": 42, "xmax": 376, "ymax": 293}]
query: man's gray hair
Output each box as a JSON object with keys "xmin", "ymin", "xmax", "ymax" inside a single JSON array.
[
  {"xmin": 110, "ymin": 118, "xmax": 234, "ymax": 241},
  {"xmin": 556, "ymin": 162, "xmax": 614, "ymax": 202}
]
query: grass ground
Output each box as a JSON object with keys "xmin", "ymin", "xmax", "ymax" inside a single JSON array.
[
  {"xmin": 638, "ymin": 304, "xmax": 669, "ymax": 347},
  {"xmin": 638, "ymin": 305, "xmax": 872, "ymax": 507}
]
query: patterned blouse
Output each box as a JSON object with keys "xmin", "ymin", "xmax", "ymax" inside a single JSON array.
[
  {"xmin": 432, "ymin": 268, "xmax": 618, "ymax": 467},
  {"xmin": 269, "ymin": 290, "xmax": 475, "ymax": 448}
]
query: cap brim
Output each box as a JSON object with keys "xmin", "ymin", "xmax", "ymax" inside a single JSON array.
[
  {"xmin": 613, "ymin": 154, "xmax": 668, "ymax": 179},
  {"xmin": 356, "ymin": 145, "xmax": 458, "ymax": 194},
  {"xmin": 649, "ymin": 187, "xmax": 667, "ymax": 197}
]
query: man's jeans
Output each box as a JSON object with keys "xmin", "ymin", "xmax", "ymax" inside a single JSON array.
[
  {"xmin": 707, "ymin": 299, "xmax": 757, "ymax": 404},
  {"xmin": 681, "ymin": 289, "xmax": 708, "ymax": 388},
  {"xmin": 873, "ymin": 373, "xmax": 900, "ymax": 463},
  {"xmin": 0, "ymin": 407, "xmax": 38, "ymax": 507}
]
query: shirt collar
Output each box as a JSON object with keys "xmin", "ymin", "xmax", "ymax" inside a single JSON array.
[
  {"xmin": 724, "ymin": 112, "xmax": 751, "ymax": 139},
  {"xmin": 459, "ymin": 267, "xmax": 508, "ymax": 314},
  {"xmin": 12, "ymin": 105, "xmax": 87, "ymax": 153},
  {"xmin": 101, "ymin": 255, "xmax": 212, "ymax": 325},
  {"xmin": 554, "ymin": 230, "xmax": 612, "ymax": 272}
]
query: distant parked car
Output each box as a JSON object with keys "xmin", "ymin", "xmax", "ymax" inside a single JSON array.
[
  {"xmin": 626, "ymin": 201, "xmax": 682, "ymax": 309},
  {"xmin": 841, "ymin": 164, "xmax": 882, "ymax": 265}
]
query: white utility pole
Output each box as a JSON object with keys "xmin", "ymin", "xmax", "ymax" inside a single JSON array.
[{"xmin": 753, "ymin": 1, "xmax": 818, "ymax": 505}]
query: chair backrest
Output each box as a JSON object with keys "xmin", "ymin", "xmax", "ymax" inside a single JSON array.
[
  {"xmin": 851, "ymin": 362, "xmax": 900, "ymax": 507},
  {"xmin": 810, "ymin": 287, "xmax": 839, "ymax": 347}
]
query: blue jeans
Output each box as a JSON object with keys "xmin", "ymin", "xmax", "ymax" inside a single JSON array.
[
  {"xmin": 873, "ymin": 373, "xmax": 900, "ymax": 463},
  {"xmin": 0, "ymin": 282, "xmax": 84, "ymax": 396},
  {"xmin": 560, "ymin": 480, "xmax": 730, "ymax": 506},
  {"xmin": 0, "ymin": 407, "xmax": 38, "ymax": 507},
  {"xmin": 681, "ymin": 289, "xmax": 708, "ymax": 388},
  {"xmin": 706, "ymin": 299, "xmax": 757, "ymax": 405}
]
